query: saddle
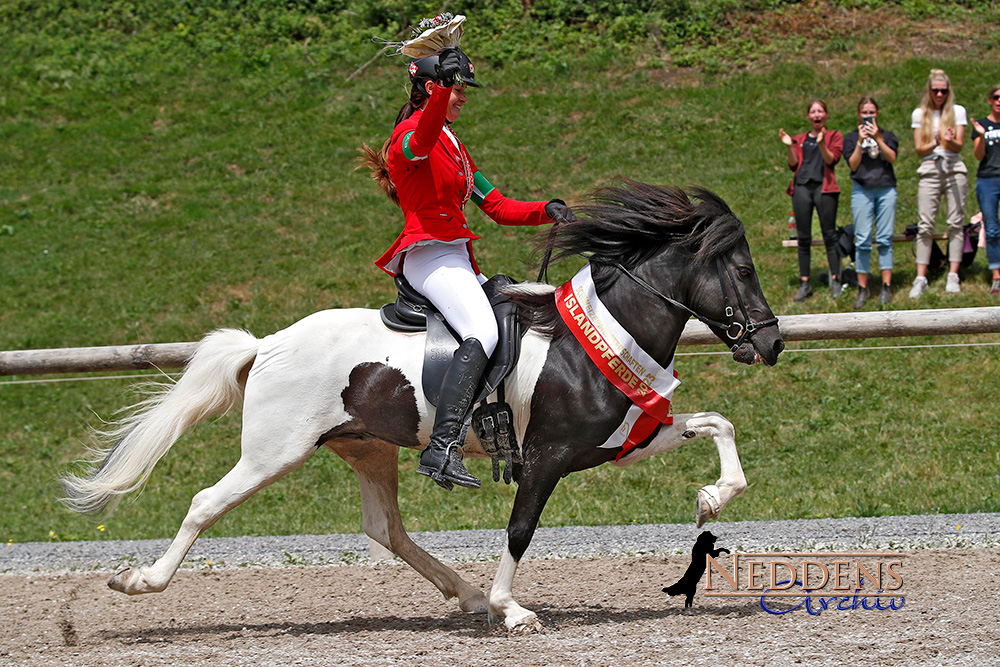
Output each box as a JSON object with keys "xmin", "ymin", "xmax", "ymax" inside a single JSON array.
[{"xmin": 380, "ymin": 274, "xmax": 526, "ymax": 483}]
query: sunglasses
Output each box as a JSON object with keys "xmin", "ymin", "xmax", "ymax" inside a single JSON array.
[
  {"xmin": 991, "ymin": 94, "xmax": 1000, "ymax": 101},
  {"xmin": 931, "ymin": 88, "xmax": 949, "ymax": 95}
]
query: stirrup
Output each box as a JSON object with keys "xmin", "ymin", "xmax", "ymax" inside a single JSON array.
[{"xmin": 417, "ymin": 442, "xmax": 481, "ymax": 490}]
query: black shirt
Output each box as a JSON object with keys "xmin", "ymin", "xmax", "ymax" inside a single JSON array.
[
  {"xmin": 795, "ymin": 135, "xmax": 825, "ymax": 185},
  {"xmin": 971, "ymin": 117, "xmax": 1000, "ymax": 178},
  {"xmin": 842, "ymin": 129, "xmax": 898, "ymax": 189}
]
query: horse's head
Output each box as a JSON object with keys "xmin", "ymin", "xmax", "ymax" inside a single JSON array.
[
  {"xmin": 682, "ymin": 233, "xmax": 785, "ymax": 367},
  {"xmin": 543, "ymin": 180, "xmax": 784, "ymax": 367}
]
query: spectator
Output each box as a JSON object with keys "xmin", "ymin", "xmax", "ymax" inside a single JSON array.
[
  {"xmin": 780, "ymin": 99, "xmax": 844, "ymax": 301},
  {"xmin": 910, "ymin": 69, "xmax": 968, "ymax": 298},
  {"xmin": 970, "ymin": 83, "xmax": 1000, "ymax": 296},
  {"xmin": 844, "ymin": 96, "xmax": 899, "ymax": 307}
]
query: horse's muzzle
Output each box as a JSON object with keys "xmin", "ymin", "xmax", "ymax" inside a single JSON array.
[{"xmin": 732, "ymin": 329, "xmax": 784, "ymax": 367}]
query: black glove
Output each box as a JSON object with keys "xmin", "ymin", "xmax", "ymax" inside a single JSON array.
[
  {"xmin": 435, "ymin": 47, "xmax": 461, "ymax": 87},
  {"xmin": 545, "ymin": 199, "xmax": 575, "ymax": 223}
]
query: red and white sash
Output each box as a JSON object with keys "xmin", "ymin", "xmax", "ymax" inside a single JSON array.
[{"xmin": 554, "ymin": 264, "xmax": 680, "ymax": 460}]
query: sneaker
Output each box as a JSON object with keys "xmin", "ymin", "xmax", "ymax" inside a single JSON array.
[
  {"xmin": 991, "ymin": 279, "xmax": 1000, "ymax": 296},
  {"xmin": 909, "ymin": 276, "xmax": 929, "ymax": 299},
  {"xmin": 853, "ymin": 287, "xmax": 869, "ymax": 309},
  {"xmin": 880, "ymin": 283, "xmax": 893, "ymax": 305},
  {"xmin": 793, "ymin": 281, "xmax": 813, "ymax": 302},
  {"xmin": 830, "ymin": 278, "xmax": 843, "ymax": 299},
  {"xmin": 945, "ymin": 272, "xmax": 961, "ymax": 293}
]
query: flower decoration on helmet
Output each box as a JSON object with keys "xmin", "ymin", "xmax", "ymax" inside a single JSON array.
[{"xmin": 374, "ymin": 13, "xmax": 482, "ymax": 87}]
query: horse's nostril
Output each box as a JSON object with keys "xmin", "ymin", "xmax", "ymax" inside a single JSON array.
[{"xmin": 774, "ymin": 339, "xmax": 785, "ymax": 356}]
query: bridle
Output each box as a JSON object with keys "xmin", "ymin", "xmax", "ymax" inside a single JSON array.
[{"xmin": 612, "ymin": 256, "xmax": 779, "ymax": 352}]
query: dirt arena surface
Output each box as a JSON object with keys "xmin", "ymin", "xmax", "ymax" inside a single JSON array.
[{"xmin": 3, "ymin": 548, "xmax": 999, "ymax": 667}]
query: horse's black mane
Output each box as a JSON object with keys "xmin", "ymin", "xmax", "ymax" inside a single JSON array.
[
  {"xmin": 512, "ymin": 178, "xmax": 746, "ymax": 336},
  {"xmin": 546, "ymin": 178, "xmax": 745, "ymax": 269}
]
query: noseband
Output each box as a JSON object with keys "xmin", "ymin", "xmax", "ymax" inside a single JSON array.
[{"xmin": 612, "ymin": 257, "xmax": 779, "ymax": 352}]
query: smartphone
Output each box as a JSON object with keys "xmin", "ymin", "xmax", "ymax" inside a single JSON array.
[{"xmin": 862, "ymin": 115, "xmax": 874, "ymax": 126}]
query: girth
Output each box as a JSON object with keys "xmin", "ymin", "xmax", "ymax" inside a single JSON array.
[{"xmin": 379, "ymin": 273, "xmax": 526, "ymax": 407}]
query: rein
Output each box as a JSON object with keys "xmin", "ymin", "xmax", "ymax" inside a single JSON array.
[
  {"xmin": 612, "ymin": 257, "xmax": 779, "ymax": 351},
  {"xmin": 536, "ymin": 221, "xmax": 561, "ymax": 283}
]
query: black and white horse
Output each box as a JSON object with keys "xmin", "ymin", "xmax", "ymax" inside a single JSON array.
[{"xmin": 61, "ymin": 180, "xmax": 783, "ymax": 632}]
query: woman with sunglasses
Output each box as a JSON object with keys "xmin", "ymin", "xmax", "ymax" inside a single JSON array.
[
  {"xmin": 971, "ymin": 84, "xmax": 1000, "ymax": 295},
  {"xmin": 909, "ymin": 69, "xmax": 968, "ymax": 298},
  {"xmin": 779, "ymin": 98, "xmax": 844, "ymax": 301}
]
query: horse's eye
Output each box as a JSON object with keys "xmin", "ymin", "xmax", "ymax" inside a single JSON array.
[{"xmin": 737, "ymin": 267, "xmax": 752, "ymax": 279}]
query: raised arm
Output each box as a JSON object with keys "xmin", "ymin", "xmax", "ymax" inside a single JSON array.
[
  {"xmin": 779, "ymin": 129, "xmax": 798, "ymax": 168},
  {"xmin": 399, "ymin": 83, "xmax": 451, "ymax": 159},
  {"xmin": 817, "ymin": 129, "xmax": 842, "ymax": 166},
  {"xmin": 973, "ymin": 119, "xmax": 987, "ymax": 161}
]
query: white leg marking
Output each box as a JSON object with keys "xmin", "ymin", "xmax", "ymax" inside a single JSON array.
[
  {"xmin": 489, "ymin": 540, "xmax": 541, "ymax": 633},
  {"xmin": 614, "ymin": 412, "xmax": 746, "ymax": 527},
  {"xmin": 109, "ymin": 451, "xmax": 308, "ymax": 595},
  {"xmin": 108, "ymin": 388, "xmax": 322, "ymax": 596}
]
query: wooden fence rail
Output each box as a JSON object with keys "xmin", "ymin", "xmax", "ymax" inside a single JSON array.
[{"xmin": 2, "ymin": 307, "xmax": 1000, "ymax": 377}]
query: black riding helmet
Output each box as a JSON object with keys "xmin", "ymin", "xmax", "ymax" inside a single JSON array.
[{"xmin": 408, "ymin": 48, "xmax": 481, "ymax": 87}]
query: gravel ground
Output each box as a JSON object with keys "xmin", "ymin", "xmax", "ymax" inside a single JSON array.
[
  {"xmin": 3, "ymin": 514, "xmax": 1000, "ymax": 666},
  {"xmin": 4, "ymin": 511, "xmax": 999, "ymax": 574}
]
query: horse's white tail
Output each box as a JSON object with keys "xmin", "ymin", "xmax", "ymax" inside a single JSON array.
[{"xmin": 60, "ymin": 328, "xmax": 261, "ymax": 515}]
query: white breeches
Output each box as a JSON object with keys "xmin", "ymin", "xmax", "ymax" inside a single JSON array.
[{"xmin": 402, "ymin": 241, "xmax": 499, "ymax": 357}]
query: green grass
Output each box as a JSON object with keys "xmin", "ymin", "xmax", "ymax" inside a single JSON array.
[{"xmin": 3, "ymin": 2, "xmax": 1000, "ymax": 543}]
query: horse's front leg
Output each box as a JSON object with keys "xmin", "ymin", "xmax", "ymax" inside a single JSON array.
[
  {"xmin": 489, "ymin": 456, "xmax": 565, "ymax": 633},
  {"xmin": 615, "ymin": 412, "xmax": 746, "ymax": 527}
]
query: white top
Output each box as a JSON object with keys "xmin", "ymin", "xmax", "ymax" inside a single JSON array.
[{"xmin": 911, "ymin": 105, "xmax": 967, "ymax": 161}]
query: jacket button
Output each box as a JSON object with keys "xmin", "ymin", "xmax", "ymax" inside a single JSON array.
[{"xmin": 462, "ymin": 224, "xmax": 468, "ymax": 229}]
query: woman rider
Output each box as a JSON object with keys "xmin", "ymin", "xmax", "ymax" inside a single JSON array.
[{"xmin": 361, "ymin": 46, "xmax": 571, "ymax": 490}]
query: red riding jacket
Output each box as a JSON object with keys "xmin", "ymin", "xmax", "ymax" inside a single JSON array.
[{"xmin": 375, "ymin": 83, "xmax": 551, "ymax": 275}]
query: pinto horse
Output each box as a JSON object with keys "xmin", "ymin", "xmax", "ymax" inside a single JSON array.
[{"xmin": 61, "ymin": 180, "xmax": 783, "ymax": 632}]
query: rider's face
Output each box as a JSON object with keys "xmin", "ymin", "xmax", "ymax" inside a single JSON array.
[
  {"xmin": 422, "ymin": 82, "xmax": 468, "ymax": 123},
  {"xmin": 445, "ymin": 83, "xmax": 467, "ymax": 123}
]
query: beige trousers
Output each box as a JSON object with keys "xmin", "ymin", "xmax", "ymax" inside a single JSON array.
[{"xmin": 915, "ymin": 158, "xmax": 968, "ymax": 265}]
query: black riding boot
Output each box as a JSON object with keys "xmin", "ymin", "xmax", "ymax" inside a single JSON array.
[{"xmin": 417, "ymin": 338, "xmax": 488, "ymax": 490}]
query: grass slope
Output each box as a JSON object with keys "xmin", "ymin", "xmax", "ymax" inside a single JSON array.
[{"xmin": 2, "ymin": 2, "xmax": 1000, "ymax": 543}]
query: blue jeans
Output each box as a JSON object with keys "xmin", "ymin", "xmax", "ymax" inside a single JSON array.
[
  {"xmin": 976, "ymin": 176, "xmax": 1000, "ymax": 270},
  {"xmin": 850, "ymin": 184, "xmax": 897, "ymax": 275}
]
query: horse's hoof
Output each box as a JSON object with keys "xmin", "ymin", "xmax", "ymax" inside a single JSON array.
[
  {"xmin": 506, "ymin": 613, "xmax": 542, "ymax": 635},
  {"xmin": 108, "ymin": 568, "xmax": 134, "ymax": 594},
  {"xmin": 696, "ymin": 485, "xmax": 722, "ymax": 528},
  {"xmin": 108, "ymin": 567, "xmax": 162, "ymax": 595},
  {"xmin": 459, "ymin": 592, "xmax": 489, "ymax": 614}
]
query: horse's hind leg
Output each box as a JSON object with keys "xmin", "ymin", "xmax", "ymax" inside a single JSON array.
[
  {"xmin": 331, "ymin": 439, "xmax": 488, "ymax": 613},
  {"xmin": 614, "ymin": 412, "xmax": 747, "ymax": 527},
  {"xmin": 108, "ymin": 429, "xmax": 315, "ymax": 595}
]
